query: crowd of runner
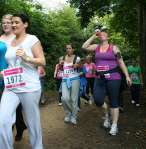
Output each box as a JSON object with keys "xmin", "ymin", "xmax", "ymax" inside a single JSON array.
[{"xmin": 0, "ymin": 13, "xmax": 143, "ymax": 149}]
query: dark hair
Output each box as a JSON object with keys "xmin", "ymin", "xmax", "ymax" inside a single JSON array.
[
  {"xmin": 95, "ymin": 25, "xmax": 109, "ymax": 33},
  {"xmin": 66, "ymin": 43, "xmax": 75, "ymax": 49},
  {"xmin": 13, "ymin": 13, "xmax": 29, "ymax": 24}
]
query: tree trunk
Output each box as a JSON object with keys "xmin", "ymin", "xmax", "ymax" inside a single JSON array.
[{"xmin": 138, "ymin": 2, "xmax": 146, "ymax": 86}]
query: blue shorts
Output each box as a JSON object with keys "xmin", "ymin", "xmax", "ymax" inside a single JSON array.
[{"xmin": 93, "ymin": 78, "xmax": 121, "ymax": 108}]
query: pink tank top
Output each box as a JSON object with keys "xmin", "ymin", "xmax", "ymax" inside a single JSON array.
[{"xmin": 95, "ymin": 44, "xmax": 121, "ymax": 80}]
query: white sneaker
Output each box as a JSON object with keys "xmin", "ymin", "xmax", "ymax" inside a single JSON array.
[
  {"xmin": 109, "ymin": 124, "xmax": 118, "ymax": 136},
  {"xmin": 58, "ymin": 102, "xmax": 62, "ymax": 106},
  {"xmin": 64, "ymin": 115, "xmax": 71, "ymax": 123},
  {"xmin": 136, "ymin": 103, "xmax": 140, "ymax": 107},
  {"xmin": 103, "ymin": 118, "xmax": 111, "ymax": 129},
  {"xmin": 70, "ymin": 116, "xmax": 77, "ymax": 125},
  {"xmin": 88, "ymin": 100, "xmax": 92, "ymax": 105},
  {"xmin": 77, "ymin": 107, "xmax": 81, "ymax": 112},
  {"xmin": 131, "ymin": 100, "xmax": 135, "ymax": 104}
]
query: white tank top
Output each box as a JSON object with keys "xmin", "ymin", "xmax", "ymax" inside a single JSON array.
[
  {"xmin": 63, "ymin": 56, "xmax": 80, "ymax": 79},
  {"xmin": 5, "ymin": 34, "xmax": 41, "ymax": 92}
]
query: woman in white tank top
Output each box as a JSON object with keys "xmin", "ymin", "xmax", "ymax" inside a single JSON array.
[{"xmin": 61, "ymin": 44, "xmax": 80, "ymax": 125}]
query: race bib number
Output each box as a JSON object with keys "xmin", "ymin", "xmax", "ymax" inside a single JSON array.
[
  {"xmin": 96, "ymin": 65, "xmax": 110, "ymax": 79},
  {"xmin": 97, "ymin": 65, "xmax": 109, "ymax": 72},
  {"xmin": 63, "ymin": 66, "xmax": 76, "ymax": 77},
  {"xmin": 3, "ymin": 67, "xmax": 26, "ymax": 89}
]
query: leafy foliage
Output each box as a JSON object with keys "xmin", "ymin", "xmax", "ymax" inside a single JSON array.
[{"xmin": 0, "ymin": 0, "xmax": 84, "ymax": 89}]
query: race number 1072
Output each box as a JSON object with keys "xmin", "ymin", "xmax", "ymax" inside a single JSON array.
[{"xmin": 3, "ymin": 67, "xmax": 26, "ymax": 89}]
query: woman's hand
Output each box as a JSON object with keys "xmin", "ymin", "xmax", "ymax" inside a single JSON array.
[
  {"xmin": 126, "ymin": 76, "xmax": 132, "ymax": 87},
  {"xmin": 16, "ymin": 49, "xmax": 31, "ymax": 62},
  {"xmin": 82, "ymin": 34, "xmax": 97, "ymax": 51},
  {"xmin": 73, "ymin": 63, "xmax": 80, "ymax": 69}
]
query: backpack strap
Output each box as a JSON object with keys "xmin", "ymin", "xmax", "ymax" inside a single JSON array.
[
  {"xmin": 63, "ymin": 55, "xmax": 65, "ymax": 61},
  {"xmin": 73, "ymin": 55, "xmax": 77, "ymax": 64},
  {"xmin": 63, "ymin": 55, "xmax": 77, "ymax": 64}
]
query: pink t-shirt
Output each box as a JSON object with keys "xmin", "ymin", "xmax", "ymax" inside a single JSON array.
[{"xmin": 84, "ymin": 63, "xmax": 96, "ymax": 78}]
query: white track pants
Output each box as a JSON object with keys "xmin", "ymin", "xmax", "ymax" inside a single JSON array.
[
  {"xmin": 62, "ymin": 79, "xmax": 80, "ymax": 118},
  {"xmin": 0, "ymin": 89, "xmax": 43, "ymax": 149}
]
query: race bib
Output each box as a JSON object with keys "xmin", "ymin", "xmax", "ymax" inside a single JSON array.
[
  {"xmin": 96, "ymin": 65, "xmax": 110, "ymax": 79},
  {"xmin": 57, "ymin": 71, "xmax": 63, "ymax": 78},
  {"xmin": 86, "ymin": 66, "xmax": 93, "ymax": 74},
  {"xmin": 97, "ymin": 65, "xmax": 109, "ymax": 72},
  {"xmin": 3, "ymin": 67, "xmax": 26, "ymax": 89},
  {"xmin": 63, "ymin": 66, "xmax": 76, "ymax": 78}
]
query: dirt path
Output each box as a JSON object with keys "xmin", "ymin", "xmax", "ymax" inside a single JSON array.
[{"xmin": 14, "ymin": 90, "xmax": 146, "ymax": 149}]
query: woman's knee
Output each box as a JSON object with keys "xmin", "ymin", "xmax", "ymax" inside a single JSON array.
[
  {"xmin": 93, "ymin": 95, "xmax": 104, "ymax": 107},
  {"xmin": 94, "ymin": 99, "xmax": 104, "ymax": 107},
  {"xmin": 110, "ymin": 101, "xmax": 119, "ymax": 108}
]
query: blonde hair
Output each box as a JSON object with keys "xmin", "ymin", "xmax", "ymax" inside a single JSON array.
[
  {"xmin": 2, "ymin": 14, "xmax": 13, "ymax": 20},
  {"xmin": 86, "ymin": 54, "xmax": 92, "ymax": 59}
]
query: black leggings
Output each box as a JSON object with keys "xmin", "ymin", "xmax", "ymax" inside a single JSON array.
[
  {"xmin": 93, "ymin": 78, "xmax": 121, "ymax": 108},
  {"xmin": 56, "ymin": 79, "xmax": 62, "ymax": 103},
  {"xmin": 130, "ymin": 84, "xmax": 141, "ymax": 104},
  {"xmin": 86, "ymin": 78, "xmax": 95, "ymax": 95}
]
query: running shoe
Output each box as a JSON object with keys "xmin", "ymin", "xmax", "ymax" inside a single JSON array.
[
  {"xmin": 70, "ymin": 116, "xmax": 77, "ymax": 125},
  {"xmin": 103, "ymin": 118, "xmax": 111, "ymax": 129},
  {"xmin": 64, "ymin": 114, "xmax": 71, "ymax": 123},
  {"xmin": 136, "ymin": 103, "xmax": 140, "ymax": 107},
  {"xmin": 58, "ymin": 102, "xmax": 62, "ymax": 106},
  {"xmin": 109, "ymin": 123, "xmax": 118, "ymax": 136},
  {"xmin": 88, "ymin": 100, "xmax": 92, "ymax": 105}
]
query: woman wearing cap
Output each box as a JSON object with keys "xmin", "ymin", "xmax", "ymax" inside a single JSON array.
[{"xmin": 82, "ymin": 28, "xmax": 131, "ymax": 135}]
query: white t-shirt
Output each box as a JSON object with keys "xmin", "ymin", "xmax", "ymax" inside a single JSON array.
[{"xmin": 5, "ymin": 34, "xmax": 41, "ymax": 92}]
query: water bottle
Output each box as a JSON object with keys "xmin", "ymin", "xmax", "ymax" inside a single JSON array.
[{"xmin": 95, "ymin": 28, "xmax": 101, "ymax": 36}]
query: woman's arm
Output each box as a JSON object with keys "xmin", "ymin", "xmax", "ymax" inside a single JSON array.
[
  {"xmin": 82, "ymin": 34, "xmax": 97, "ymax": 51},
  {"xmin": 54, "ymin": 64, "xmax": 58, "ymax": 78},
  {"xmin": 16, "ymin": 41, "xmax": 46, "ymax": 66},
  {"xmin": 38, "ymin": 66, "xmax": 46, "ymax": 77},
  {"xmin": 113, "ymin": 45, "xmax": 131, "ymax": 86}
]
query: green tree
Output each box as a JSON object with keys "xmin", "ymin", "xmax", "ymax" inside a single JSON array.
[
  {"xmin": 69, "ymin": 0, "xmax": 146, "ymax": 85},
  {"xmin": 0, "ymin": 1, "xmax": 84, "ymax": 89}
]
